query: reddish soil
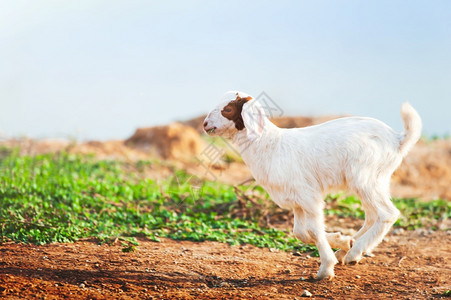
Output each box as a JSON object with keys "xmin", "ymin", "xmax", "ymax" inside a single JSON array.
[{"xmin": 1, "ymin": 228, "xmax": 449, "ymax": 299}]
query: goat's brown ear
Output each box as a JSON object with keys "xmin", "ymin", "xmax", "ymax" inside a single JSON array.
[{"xmin": 235, "ymin": 94, "xmax": 252, "ymax": 102}]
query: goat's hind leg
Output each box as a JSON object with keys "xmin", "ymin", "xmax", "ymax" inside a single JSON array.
[
  {"xmin": 344, "ymin": 187, "xmax": 400, "ymax": 264},
  {"xmin": 335, "ymin": 203, "xmax": 377, "ymax": 264}
]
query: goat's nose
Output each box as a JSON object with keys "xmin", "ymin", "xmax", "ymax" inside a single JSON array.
[{"xmin": 203, "ymin": 121, "xmax": 208, "ymax": 128}]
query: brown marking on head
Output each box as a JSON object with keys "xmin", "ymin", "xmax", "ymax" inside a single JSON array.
[{"xmin": 221, "ymin": 93, "xmax": 252, "ymax": 130}]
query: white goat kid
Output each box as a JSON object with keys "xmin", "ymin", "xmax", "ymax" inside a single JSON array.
[{"xmin": 203, "ymin": 91, "xmax": 422, "ymax": 280}]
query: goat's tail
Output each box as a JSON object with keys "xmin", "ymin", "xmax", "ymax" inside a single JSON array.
[{"xmin": 399, "ymin": 102, "xmax": 422, "ymax": 156}]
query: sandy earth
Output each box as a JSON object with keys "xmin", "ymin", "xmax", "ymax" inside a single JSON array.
[{"xmin": 0, "ymin": 228, "xmax": 450, "ymax": 299}]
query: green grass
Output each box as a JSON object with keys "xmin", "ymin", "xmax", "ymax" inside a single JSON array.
[
  {"xmin": 0, "ymin": 150, "xmax": 449, "ymax": 253},
  {"xmin": 0, "ymin": 150, "xmax": 314, "ymax": 253}
]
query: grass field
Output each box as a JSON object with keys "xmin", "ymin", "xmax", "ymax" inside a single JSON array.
[{"xmin": 0, "ymin": 149, "xmax": 449, "ymax": 253}]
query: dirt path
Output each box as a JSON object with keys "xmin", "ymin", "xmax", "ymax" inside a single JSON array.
[{"xmin": 1, "ymin": 230, "xmax": 449, "ymax": 299}]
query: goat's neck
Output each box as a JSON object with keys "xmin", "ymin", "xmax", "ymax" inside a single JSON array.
[{"xmin": 233, "ymin": 118, "xmax": 281, "ymax": 169}]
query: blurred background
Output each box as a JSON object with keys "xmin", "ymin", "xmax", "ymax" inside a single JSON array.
[{"xmin": 1, "ymin": 0, "xmax": 450, "ymax": 140}]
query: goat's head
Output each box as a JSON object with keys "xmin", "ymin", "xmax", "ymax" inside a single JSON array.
[{"xmin": 204, "ymin": 91, "xmax": 266, "ymax": 140}]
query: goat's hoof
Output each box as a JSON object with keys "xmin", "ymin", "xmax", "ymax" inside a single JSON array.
[
  {"xmin": 316, "ymin": 272, "xmax": 334, "ymax": 281},
  {"xmin": 347, "ymin": 259, "xmax": 359, "ymax": 265},
  {"xmin": 343, "ymin": 252, "xmax": 362, "ymax": 265},
  {"xmin": 317, "ymin": 266, "xmax": 335, "ymax": 281},
  {"xmin": 364, "ymin": 252, "xmax": 375, "ymax": 257},
  {"xmin": 335, "ymin": 249, "xmax": 347, "ymax": 265}
]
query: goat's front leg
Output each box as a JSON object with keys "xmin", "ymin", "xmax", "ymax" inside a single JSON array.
[{"xmin": 293, "ymin": 207, "xmax": 338, "ymax": 280}]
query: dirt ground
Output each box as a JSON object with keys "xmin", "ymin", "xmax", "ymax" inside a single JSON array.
[{"xmin": 1, "ymin": 223, "xmax": 450, "ymax": 300}]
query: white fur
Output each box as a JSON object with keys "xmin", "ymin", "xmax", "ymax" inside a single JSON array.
[{"xmin": 204, "ymin": 91, "xmax": 422, "ymax": 280}]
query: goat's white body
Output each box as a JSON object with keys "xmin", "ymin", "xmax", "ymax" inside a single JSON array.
[
  {"xmin": 236, "ymin": 117, "xmax": 403, "ymax": 210},
  {"xmin": 204, "ymin": 91, "xmax": 422, "ymax": 280}
]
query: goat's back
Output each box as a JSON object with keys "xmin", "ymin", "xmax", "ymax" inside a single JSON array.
[{"xmin": 247, "ymin": 116, "xmax": 404, "ymax": 207}]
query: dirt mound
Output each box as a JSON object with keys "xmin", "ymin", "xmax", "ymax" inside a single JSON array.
[
  {"xmin": 181, "ymin": 115, "xmax": 207, "ymax": 133},
  {"xmin": 68, "ymin": 140, "xmax": 148, "ymax": 161},
  {"xmin": 0, "ymin": 138, "xmax": 70, "ymax": 156},
  {"xmin": 393, "ymin": 139, "xmax": 451, "ymax": 200},
  {"xmin": 0, "ymin": 123, "xmax": 208, "ymax": 163},
  {"xmin": 0, "ymin": 138, "xmax": 149, "ymax": 161},
  {"xmin": 125, "ymin": 122, "xmax": 205, "ymax": 161}
]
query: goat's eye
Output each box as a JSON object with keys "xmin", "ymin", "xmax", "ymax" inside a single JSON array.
[{"xmin": 221, "ymin": 105, "xmax": 235, "ymax": 118}]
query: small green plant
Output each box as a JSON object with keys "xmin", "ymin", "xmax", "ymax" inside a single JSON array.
[{"xmin": 121, "ymin": 237, "xmax": 139, "ymax": 252}]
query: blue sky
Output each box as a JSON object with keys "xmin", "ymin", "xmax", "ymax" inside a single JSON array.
[{"xmin": 0, "ymin": 1, "xmax": 450, "ymax": 140}]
